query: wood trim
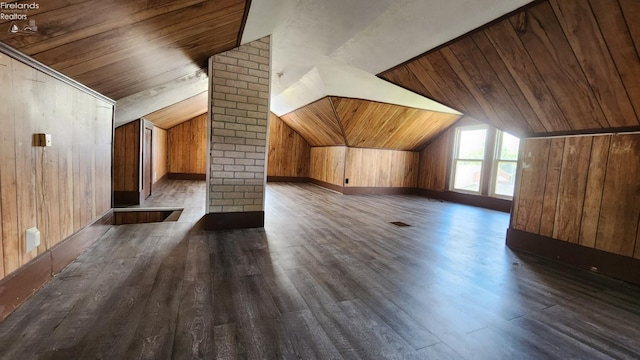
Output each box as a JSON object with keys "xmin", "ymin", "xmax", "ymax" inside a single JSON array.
[
  {"xmin": 377, "ymin": 0, "xmax": 547, "ymax": 77},
  {"xmin": 114, "ymin": 191, "xmax": 141, "ymax": 206},
  {"xmin": 343, "ymin": 187, "xmax": 417, "ymax": 195},
  {"xmin": 168, "ymin": 173, "xmax": 206, "ymax": 180},
  {"xmin": 111, "ymin": 103, "xmax": 116, "ymax": 209},
  {"xmin": 204, "ymin": 211, "xmax": 264, "ymax": 230},
  {"xmin": 51, "ymin": 210, "xmax": 114, "ymax": 274},
  {"xmin": 0, "ymin": 43, "xmax": 115, "ymax": 105},
  {"xmin": 282, "ymin": 95, "xmax": 462, "ymax": 120},
  {"xmin": 506, "ymin": 228, "xmax": 640, "ymax": 286},
  {"xmin": 142, "ymin": 119, "xmax": 154, "ymax": 200},
  {"xmin": 0, "ymin": 210, "xmax": 113, "ymax": 322},
  {"xmin": 524, "ymin": 126, "xmax": 640, "ymax": 139},
  {"xmin": 137, "ymin": 119, "xmax": 144, "ymax": 192},
  {"xmin": 308, "ymin": 178, "xmax": 345, "ymax": 193},
  {"xmin": 237, "ymin": 0, "xmax": 253, "ymax": 47},
  {"xmin": 417, "ymin": 189, "xmax": 512, "ymax": 213},
  {"xmin": 332, "ymin": 96, "xmax": 463, "ymax": 115},
  {"xmin": 0, "ymin": 254, "xmax": 51, "ymax": 322},
  {"xmin": 267, "ymin": 176, "xmax": 310, "ymax": 183}
]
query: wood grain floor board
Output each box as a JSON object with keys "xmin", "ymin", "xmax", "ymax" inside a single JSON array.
[
  {"xmin": 0, "ymin": 180, "xmax": 639, "ymax": 359},
  {"xmin": 279, "ymin": 309, "xmax": 344, "ymax": 359},
  {"xmin": 250, "ymin": 249, "xmax": 308, "ymax": 314}
]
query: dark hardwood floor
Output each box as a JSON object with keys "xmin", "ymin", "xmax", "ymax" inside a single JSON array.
[{"xmin": 1, "ymin": 181, "xmax": 639, "ymax": 359}]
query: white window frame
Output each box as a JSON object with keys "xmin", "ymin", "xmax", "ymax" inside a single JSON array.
[
  {"xmin": 490, "ymin": 130, "xmax": 519, "ymax": 200},
  {"xmin": 450, "ymin": 125, "xmax": 488, "ymax": 195},
  {"xmin": 450, "ymin": 126, "xmax": 520, "ymax": 199}
]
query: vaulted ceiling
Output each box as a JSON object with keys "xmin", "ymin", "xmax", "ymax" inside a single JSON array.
[
  {"xmin": 262, "ymin": 0, "xmax": 640, "ymax": 149},
  {"xmin": 379, "ymin": 0, "xmax": 640, "ymax": 137},
  {"xmin": 0, "ymin": 0, "xmax": 248, "ymax": 126},
  {"xmin": 1, "ymin": 0, "xmax": 638, "ymax": 140},
  {"xmin": 279, "ymin": 97, "xmax": 461, "ymax": 150},
  {"xmin": 144, "ymin": 92, "xmax": 208, "ymax": 130},
  {"xmin": 242, "ymin": 0, "xmax": 531, "ymax": 116}
]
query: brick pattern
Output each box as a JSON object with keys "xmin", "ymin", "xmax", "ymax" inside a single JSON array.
[{"xmin": 209, "ymin": 36, "xmax": 271, "ymax": 213}]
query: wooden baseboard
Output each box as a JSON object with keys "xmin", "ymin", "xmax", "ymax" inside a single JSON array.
[
  {"xmin": 506, "ymin": 228, "xmax": 640, "ymax": 286},
  {"xmin": 152, "ymin": 173, "xmax": 168, "ymax": 192},
  {"xmin": 168, "ymin": 173, "xmax": 206, "ymax": 180},
  {"xmin": 308, "ymin": 178, "xmax": 344, "ymax": 193},
  {"xmin": 0, "ymin": 254, "xmax": 51, "ymax": 323},
  {"xmin": 267, "ymin": 176, "xmax": 309, "ymax": 183},
  {"xmin": 0, "ymin": 210, "xmax": 113, "ymax": 322},
  {"xmin": 417, "ymin": 189, "xmax": 512, "ymax": 213},
  {"xmin": 204, "ymin": 211, "xmax": 264, "ymax": 230},
  {"xmin": 343, "ymin": 187, "xmax": 416, "ymax": 195}
]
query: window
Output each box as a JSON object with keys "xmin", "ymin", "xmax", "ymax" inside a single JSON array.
[
  {"xmin": 491, "ymin": 131, "xmax": 520, "ymax": 198},
  {"xmin": 452, "ymin": 126, "xmax": 487, "ymax": 193},
  {"xmin": 451, "ymin": 125, "xmax": 520, "ymax": 199}
]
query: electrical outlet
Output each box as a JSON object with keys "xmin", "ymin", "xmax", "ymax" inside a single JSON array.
[{"xmin": 26, "ymin": 227, "xmax": 41, "ymax": 252}]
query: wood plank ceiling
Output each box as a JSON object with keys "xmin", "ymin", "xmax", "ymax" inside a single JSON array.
[
  {"xmin": 144, "ymin": 92, "xmax": 208, "ymax": 130},
  {"xmin": 280, "ymin": 97, "xmax": 346, "ymax": 147},
  {"xmin": 0, "ymin": 0, "xmax": 247, "ymax": 102},
  {"xmin": 379, "ymin": 0, "xmax": 640, "ymax": 137},
  {"xmin": 279, "ymin": 96, "xmax": 461, "ymax": 151}
]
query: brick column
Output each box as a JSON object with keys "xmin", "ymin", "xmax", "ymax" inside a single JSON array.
[{"xmin": 205, "ymin": 36, "xmax": 271, "ymax": 230}]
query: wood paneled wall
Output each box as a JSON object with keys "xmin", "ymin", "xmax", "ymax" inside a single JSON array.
[
  {"xmin": 267, "ymin": 113, "xmax": 310, "ymax": 178},
  {"xmin": 168, "ymin": 113, "xmax": 207, "ymax": 175},
  {"xmin": 345, "ymin": 148, "xmax": 418, "ymax": 188},
  {"xmin": 152, "ymin": 126, "xmax": 167, "ymax": 184},
  {"xmin": 114, "ymin": 120, "xmax": 140, "ymax": 193},
  {"xmin": 309, "ymin": 147, "xmax": 346, "ymax": 187},
  {"xmin": 380, "ymin": 0, "xmax": 640, "ymax": 136},
  {"xmin": 417, "ymin": 127, "xmax": 455, "ymax": 192},
  {"xmin": 512, "ymin": 134, "xmax": 640, "ymax": 258},
  {"xmin": 0, "ymin": 52, "xmax": 113, "ymax": 280}
]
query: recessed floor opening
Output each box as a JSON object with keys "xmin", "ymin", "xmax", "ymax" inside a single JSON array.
[{"xmin": 113, "ymin": 208, "xmax": 183, "ymax": 225}]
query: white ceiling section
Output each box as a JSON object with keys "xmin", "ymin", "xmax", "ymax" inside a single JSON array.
[
  {"xmin": 115, "ymin": 69, "xmax": 208, "ymax": 127},
  {"xmin": 270, "ymin": 64, "xmax": 461, "ymax": 116},
  {"xmin": 242, "ymin": 0, "xmax": 533, "ymax": 116}
]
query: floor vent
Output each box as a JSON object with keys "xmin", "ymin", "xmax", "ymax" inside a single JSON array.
[{"xmin": 390, "ymin": 221, "xmax": 411, "ymax": 227}]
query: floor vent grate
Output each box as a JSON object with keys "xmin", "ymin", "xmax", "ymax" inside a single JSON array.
[{"xmin": 390, "ymin": 221, "xmax": 411, "ymax": 227}]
